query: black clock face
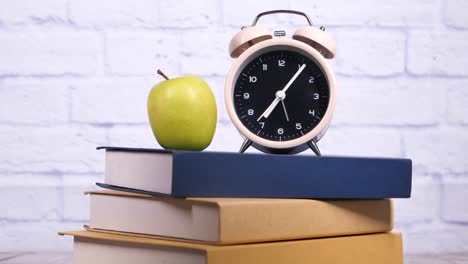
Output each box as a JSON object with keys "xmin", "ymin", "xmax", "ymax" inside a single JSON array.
[{"xmin": 233, "ymin": 48, "xmax": 330, "ymax": 142}]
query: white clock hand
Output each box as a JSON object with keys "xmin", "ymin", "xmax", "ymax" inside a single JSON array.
[
  {"xmin": 257, "ymin": 96, "xmax": 280, "ymax": 121},
  {"xmin": 281, "ymin": 63, "xmax": 306, "ymax": 94},
  {"xmin": 281, "ymin": 100, "xmax": 290, "ymax": 122},
  {"xmin": 257, "ymin": 64, "xmax": 306, "ymax": 121}
]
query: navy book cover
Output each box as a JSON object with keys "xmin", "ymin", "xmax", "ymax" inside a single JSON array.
[{"xmin": 97, "ymin": 146, "xmax": 412, "ymax": 199}]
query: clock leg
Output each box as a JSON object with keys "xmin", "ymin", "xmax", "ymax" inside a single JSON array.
[
  {"xmin": 239, "ymin": 139, "xmax": 252, "ymax": 153},
  {"xmin": 307, "ymin": 140, "xmax": 321, "ymax": 156}
]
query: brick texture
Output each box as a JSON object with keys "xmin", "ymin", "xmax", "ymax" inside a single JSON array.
[
  {"xmin": 0, "ymin": 0, "xmax": 67, "ymax": 25},
  {"xmin": 320, "ymin": 127, "xmax": 401, "ymax": 157},
  {"xmin": 0, "ymin": 126, "xmax": 107, "ymax": 173},
  {"xmin": 180, "ymin": 27, "xmax": 232, "ymax": 76},
  {"xmin": 69, "ymin": 0, "xmax": 158, "ymax": 28},
  {"xmin": 71, "ymin": 77, "xmax": 153, "ymax": 124},
  {"xmin": 402, "ymin": 226, "xmax": 468, "ymax": 254},
  {"xmin": 0, "ymin": 0, "xmax": 466, "ymax": 254},
  {"xmin": 0, "ymin": 221, "xmax": 82, "ymax": 251},
  {"xmin": 394, "ymin": 177, "xmax": 440, "ymax": 225},
  {"xmin": 0, "ymin": 79, "xmax": 69, "ymax": 124},
  {"xmin": 447, "ymin": 81, "xmax": 468, "ymax": 125},
  {"xmin": 334, "ymin": 29, "xmax": 406, "ymax": 76},
  {"xmin": 290, "ymin": 0, "xmax": 437, "ymax": 27},
  {"xmin": 445, "ymin": 0, "xmax": 468, "ymax": 28},
  {"xmin": 403, "ymin": 128, "xmax": 468, "ymax": 174},
  {"xmin": 107, "ymin": 125, "xmax": 159, "ymax": 148},
  {"xmin": 159, "ymin": 0, "xmax": 220, "ymax": 28},
  {"xmin": 104, "ymin": 31, "xmax": 181, "ymax": 76},
  {"xmin": 222, "ymin": 0, "xmax": 289, "ymax": 27},
  {"xmin": 0, "ymin": 31, "xmax": 98, "ymax": 76},
  {"xmin": 441, "ymin": 179, "xmax": 468, "ymax": 223},
  {"xmin": 0, "ymin": 186, "xmax": 62, "ymax": 221},
  {"xmin": 408, "ymin": 31, "xmax": 468, "ymax": 76},
  {"xmin": 334, "ymin": 77, "xmax": 442, "ymax": 126}
]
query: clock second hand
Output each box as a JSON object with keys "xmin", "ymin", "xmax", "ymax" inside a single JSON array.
[{"xmin": 257, "ymin": 64, "xmax": 306, "ymax": 121}]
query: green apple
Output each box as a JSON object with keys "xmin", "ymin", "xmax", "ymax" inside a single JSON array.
[{"xmin": 147, "ymin": 70, "xmax": 217, "ymax": 151}]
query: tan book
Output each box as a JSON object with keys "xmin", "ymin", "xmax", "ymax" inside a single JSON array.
[
  {"xmin": 60, "ymin": 231, "xmax": 403, "ymax": 264},
  {"xmin": 86, "ymin": 190, "xmax": 393, "ymax": 245}
]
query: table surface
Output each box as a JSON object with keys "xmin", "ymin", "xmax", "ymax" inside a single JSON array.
[{"xmin": 1, "ymin": 252, "xmax": 468, "ymax": 263}]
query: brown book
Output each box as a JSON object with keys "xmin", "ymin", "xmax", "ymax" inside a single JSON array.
[
  {"xmin": 60, "ymin": 231, "xmax": 403, "ymax": 264},
  {"xmin": 86, "ymin": 190, "xmax": 393, "ymax": 245}
]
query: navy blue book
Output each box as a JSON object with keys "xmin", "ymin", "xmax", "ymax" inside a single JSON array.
[{"xmin": 96, "ymin": 146, "xmax": 412, "ymax": 198}]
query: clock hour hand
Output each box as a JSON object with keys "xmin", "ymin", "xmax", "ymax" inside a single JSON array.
[{"xmin": 281, "ymin": 100, "xmax": 290, "ymax": 122}]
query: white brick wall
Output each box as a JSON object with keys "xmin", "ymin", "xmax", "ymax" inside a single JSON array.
[
  {"xmin": 0, "ymin": 126, "xmax": 106, "ymax": 173},
  {"xmin": 0, "ymin": 31, "xmax": 99, "ymax": 76},
  {"xmin": 159, "ymin": 0, "xmax": 221, "ymax": 28},
  {"xmin": 333, "ymin": 77, "xmax": 443, "ymax": 126},
  {"xmin": 180, "ymin": 28, "xmax": 232, "ymax": 76},
  {"xmin": 290, "ymin": 0, "xmax": 437, "ymax": 27},
  {"xmin": 70, "ymin": 77, "xmax": 154, "ymax": 124},
  {"xmin": 0, "ymin": 0, "xmax": 467, "ymax": 254},
  {"xmin": 447, "ymin": 80, "xmax": 468, "ymax": 124},
  {"xmin": 408, "ymin": 31, "xmax": 468, "ymax": 76},
  {"xmin": 105, "ymin": 31, "xmax": 181, "ymax": 76},
  {"xmin": 444, "ymin": 0, "xmax": 468, "ymax": 28},
  {"xmin": 441, "ymin": 179, "xmax": 468, "ymax": 222},
  {"xmin": 0, "ymin": 0, "xmax": 67, "ymax": 25},
  {"xmin": 0, "ymin": 79, "xmax": 69, "ymax": 124},
  {"xmin": 393, "ymin": 177, "xmax": 440, "ymax": 225},
  {"xmin": 403, "ymin": 128, "xmax": 468, "ymax": 174},
  {"xmin": 334, "ymin": 29, "xmax": 406, "ymax": 76},
  {"xmin": 68, "ymin": 0, "xmax": 158, "ymax": 28}
]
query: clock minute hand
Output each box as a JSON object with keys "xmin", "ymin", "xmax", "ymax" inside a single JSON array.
[
  {"xmin": 257, "ymin": 64, "xmax": 307, "ymax": 121},
  {"xmin": 281, "ymin": 63, "xmax": 306, "ymax": 94}
]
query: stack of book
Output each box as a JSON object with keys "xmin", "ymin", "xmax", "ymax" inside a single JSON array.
[{"xmin": 60, "ymin": 146, "xmax": 412, "ymax": 264}]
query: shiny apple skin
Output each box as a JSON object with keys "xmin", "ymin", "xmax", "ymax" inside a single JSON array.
[{"xmin": 147, "ymin": 76, "xmax": 217, "ymax": 151}]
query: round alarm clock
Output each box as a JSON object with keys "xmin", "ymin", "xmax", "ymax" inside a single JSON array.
[{"xmin": 225, "ymin": 10, "xmax": 337, "ymax": 155}]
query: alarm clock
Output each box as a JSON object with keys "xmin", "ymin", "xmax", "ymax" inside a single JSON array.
[{"xmin": 225, "ymin": 10, "xmax": 337, "ymax": 155}]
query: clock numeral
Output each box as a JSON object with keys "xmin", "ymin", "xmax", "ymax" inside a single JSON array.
[
  {"xmin": 309, "ymin": 109, "xmax": 315, "ymax": 116},
  {"xmin": 277, "ymin": 128, "xmax": 284, "ymax": 135},
  {"xmin": 309, "ymin": 76, "xmax": 315, "ymax": 83},
  {"xmin": 313, "ymin": 93, "xmax": 319, "ymax": 100},
  {"xmin": 278, "ymin": 60, "xmax": 285, "ymax": 67},
  {"xmin": 249, "ymin": 76, "xmax": 257, "ymax": 83},
  {"xmin": 295, "ymin": 123, "xmax": 302, "ymax": 130},
  {"xmin": 243, "ymin": 93, "xmax": 250, "ymax": 99},
  {"xmin": 262, "ymin": 64, "xmax": 268, "ymax": 71},
  {"xmin": 259, "ymin": 122, "xmax": 265, "ymax": 129},
  {"xmin": 248, "ymin": 109, "xmax": 254, "ymax": 116}
]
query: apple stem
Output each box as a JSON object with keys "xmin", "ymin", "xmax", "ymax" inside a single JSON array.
[{"xmin": 157, "ymin": 69, "xmax": 170, "ymax": 80}]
